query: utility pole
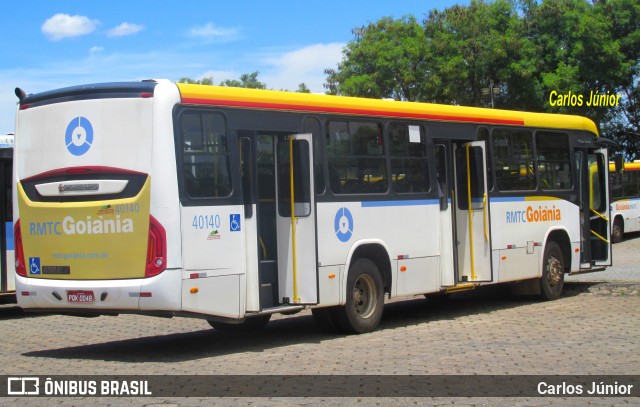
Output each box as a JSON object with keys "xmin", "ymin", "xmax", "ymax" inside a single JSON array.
[{"xmin": 481, "ymin": 80, "xmax": 500, "ymax": 108}]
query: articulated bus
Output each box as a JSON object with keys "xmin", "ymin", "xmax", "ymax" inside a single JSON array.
[
  {"xmin": 609, "ymin": 161, "xmax": 640, "ymax": 243},
  {"xmin": 0, "ymin": 133, "xmax": 14, "ymax": 301},
  {"xmin": 13, "ymin": 81, "xmax": 612, "ymax": 333}
]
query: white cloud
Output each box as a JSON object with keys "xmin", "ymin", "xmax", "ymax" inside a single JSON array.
[
  {"xmin": 261, "ymin": 43, "xmax": 344, "ymax": 92},
  {"xmin": 108, "ymin": 22, "xmax": 144, "ymax": 38},
  {"xmin": 89, "ymin": 46, "xmax": 105, "ymax": 56},
  {"xmin": 42, "ymin": 13, "xmax": 99, "ymax": 41},
  {"xmin": 0, "ymin": 42, "xmax": 347, "ymax": 131},
  {"xmin": 188, "ymin": 23, "xmax": 239, "ymax": 42}
]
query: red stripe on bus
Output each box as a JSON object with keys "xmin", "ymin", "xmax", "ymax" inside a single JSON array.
[{"xmin": 181, "ymin": 97, "xmax": 525, "ymax": 126}]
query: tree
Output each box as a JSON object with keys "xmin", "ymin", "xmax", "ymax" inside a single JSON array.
[
  {"xmin": 596, "ymin": 0, "xmax": 640, "ymax": 160},
  {"xmin": 323, "ymin": 0, "xmax": 640, "ymax": 157},
  {"xmin": 324, "ymin": 16, "xmax": 428, "ymax": 101},
  {"xmin": 422, "ymin": 0, "xmax": 538, "ymax": 108},
  {"xmin": 296, "ymin": 83, "xmax": 311, "ymax": 93},
  {"xmin": 220, "ymin": 71, "xmax": 267, "ymax": 89},
  {"xmin": 177, "ymin": 76, "xmax": 214, "ymax": 85},
  {"xmin": 325, "ymin": 2, "xmax": 539, "ymax": 107},
  {"xmin": 178, "ymin": 72, "xmax": 267, "ymax": 89}
]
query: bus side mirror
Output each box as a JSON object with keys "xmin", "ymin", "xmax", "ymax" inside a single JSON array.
[{"xmin": 614, "ymin": 155, "xmax": 624, "ymax": 174}]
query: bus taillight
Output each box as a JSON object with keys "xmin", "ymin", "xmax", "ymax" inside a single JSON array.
[
  {"xmin": 145, "ymin": 215, "xmax": 167, "ymax": 278},
  {"xmin": 14, "ymin": 220, "xmax": 26, "ymax": 277}
]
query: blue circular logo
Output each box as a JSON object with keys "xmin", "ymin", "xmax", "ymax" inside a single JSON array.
[
  {"xmin": 65, "ymin": 116, "xmax": 94, "ymax": 156},
  {"xmin": 334, "ymin": 207, "xmax": 354, "ymax": 242}
]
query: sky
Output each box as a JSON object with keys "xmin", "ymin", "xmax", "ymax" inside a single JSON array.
[{"xmin": 0, "ymin": 0, "xmax": 465, "ymax": 133}]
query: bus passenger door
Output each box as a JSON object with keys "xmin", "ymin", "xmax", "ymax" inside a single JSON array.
[
  {"xmin": 454, "ymin": 141, "xmax": 492, "ymax": 282},
  {"xmin": 275, "ymin": 134, "xmax": 318, "ymax": 304},
  {"xmin": 576, "ymin": 148, "xmax": 611, "ymax": 267}
]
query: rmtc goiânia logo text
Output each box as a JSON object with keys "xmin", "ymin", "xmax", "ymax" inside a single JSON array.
[
  {"xmin": 506, "ymin": 205, "xmax": 562, "ymax": 224},
  {"xmin": 28, "ymin": 215, "xmax": 134, "ymax": 236}
]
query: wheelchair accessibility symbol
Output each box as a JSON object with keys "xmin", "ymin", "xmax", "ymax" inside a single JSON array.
[
  {"xmin": 29, "ymin": 257, "xmax": 41, "ymax": 275},
  {"xmin": 65, "ymin": 116, "xmax": 94, "ymax": 156},
  {"xmin": 334, "ymin": 207, "xmax": 354, "ymax": 242},
  {"xmin": 230, "ymin": 214, "xmax": 241, "ymax": 232}
]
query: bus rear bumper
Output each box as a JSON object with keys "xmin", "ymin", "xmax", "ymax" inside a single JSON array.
[{"xmin": 15, "ymin": 269, "xmax": 182, "ymax": 312}]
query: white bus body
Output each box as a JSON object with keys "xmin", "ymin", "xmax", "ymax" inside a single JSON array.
[
  {"xmin": 610, "ymin": 162, "xmax": 640, "ymax": 243},
  {"xmin": 14, "ymin": 81, "xmax": 612, "ymax": 332}
]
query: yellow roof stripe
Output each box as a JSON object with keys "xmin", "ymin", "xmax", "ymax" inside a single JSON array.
[{"xmin": 176, "ymin": 83, "xmax": 599, "ymax": 135}]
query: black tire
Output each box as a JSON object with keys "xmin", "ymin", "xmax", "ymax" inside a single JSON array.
[
  {"xmin": 334, "ymin": 258, "xmax": 385, "ymax": 334},
  {"xmin": 540, "ymin": 241, "xmax": 565, "ymax": 301},
  {"xmin": 207, "ymin": 314, "xmax": 271, "ymax": 332},
  {"xmin": 311, "ymin": 307, "xmax": 341, "ymax": 333},
  {"xmin": 612, "ymin": 218, "xmax": 623, "ymax": 244}
]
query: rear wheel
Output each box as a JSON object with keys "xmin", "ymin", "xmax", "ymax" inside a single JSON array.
[
  {"xmin": 334, "ymin": 258, "xmax": 384, "ymax": 334},
  {"xmin": 207, "ymin": 314, "xmax": 271, "ymax": 332},
  {"xmin": 540, "ymin": 241, "xmax": 565, "ymax": 301},
  {"xmin": 612, "ymin": 218, "xmax": 623, "ymax": 243}
]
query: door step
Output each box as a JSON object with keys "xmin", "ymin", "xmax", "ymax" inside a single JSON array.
[
  {"xmin": 257, "ymin": 304, "xmax": 305, "ymax": 315},
  {"xmin": 444, "ymin": 283, "xmax": 476, "ymax": 293}
]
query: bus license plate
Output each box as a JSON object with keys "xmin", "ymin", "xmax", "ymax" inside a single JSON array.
[{"xmin": 67, "ymin": 290, "xmax": 95, "ymax": 303}]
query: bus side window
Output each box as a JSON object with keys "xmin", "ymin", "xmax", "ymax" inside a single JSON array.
[
  {"xmin": 179, "ymin": 111, "xmax": 231, "ymax": 199},
  {"xmin": 623, "ymin": 172, "xmax": 638, "ymax": 197},
  {"xmin": 389, "ymin": 123, "xmax": 429, "ymax": 194},
  {"xmin": 492, "ymin": 128, "xmax": 535, "ymax": 191},
  {"xmin": 327, "ymin": 121, "xmax": 387, "ymax": 194},
  {"xmin": 536, "ymin": 131, "xmax": 571, "ymax": 190}
]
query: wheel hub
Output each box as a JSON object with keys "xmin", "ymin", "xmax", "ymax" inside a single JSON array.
[
  {"xmin": 353, "ymin": 275, "xmax": 376, "ymax": 318},
  {"xmin": 547, "ymin": 256, "xmax": 563, "ymax": 287}
]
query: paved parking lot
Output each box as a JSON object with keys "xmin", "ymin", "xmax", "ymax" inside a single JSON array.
[{"xmin": 1, "ymin": 236, "xmax": 639, "ymax": 406}]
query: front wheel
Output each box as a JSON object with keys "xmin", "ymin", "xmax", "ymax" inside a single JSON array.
[
  {"xmin": 335, "ymin": 258, "xmax": 385, "ymax": 334},
  {"xmin": 540, "ymin": 241, "xmax": 565, "ymax": 301}
]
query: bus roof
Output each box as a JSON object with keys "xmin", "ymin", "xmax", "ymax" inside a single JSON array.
[
  {"xmin": 18, "ymin": 81, "xmax": 600, "ymax": 135},
  {"xmin": 177, "ymin": 83, "xmax": 600, "ymax": 135}
]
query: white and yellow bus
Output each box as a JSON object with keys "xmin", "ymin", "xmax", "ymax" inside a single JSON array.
[
  {"xmin": 609, "ymin": 161, "xmax": 640, "ymax": 243},
  {"xmin": 13, "ymin": 81, "xmax": 612, "ymax": 333}
]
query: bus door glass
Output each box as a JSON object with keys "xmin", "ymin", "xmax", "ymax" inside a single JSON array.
[
  {"xmin": 435, "ymin": 141, "xmax": 457, "ymax": 286},
  {"xmin": 275, "ymin": 134, "xmax": 318, "ymax": 304},
  {"xmin": 454, "ymin": 141, "xmax": 492, "ymax": 282}
]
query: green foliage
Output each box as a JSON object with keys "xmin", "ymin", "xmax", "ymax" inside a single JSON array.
[
  {"xmin": 325, "ymin": 16, "xmax": 427, "ymax": 101},
  {"xmin": 178, "ymin": 72, "xmax": 267, "ymax": 89},
  {"xmin": 178, "ymin": 76, "xmax": 214, "ymax": 85},
  {"xmin": 296, "ymin": 83, "xmax": 311, "ymax": 93},
  {"xmin": 220, "ymin": 71, "xmax": 267, "ymax": 89},
  {"xmin": 325, "ymin": 0, "xmax": 640, "ymax": 157}
]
